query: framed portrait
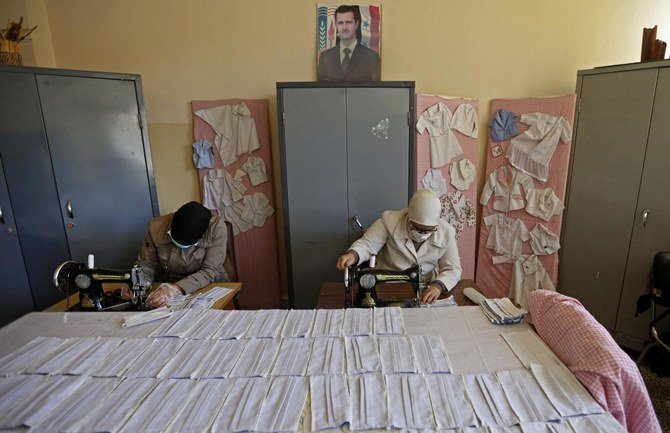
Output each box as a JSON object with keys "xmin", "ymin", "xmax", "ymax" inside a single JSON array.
[{"xmin": 316, "ymin": 4, "xmax": 382, "ymax": 82}]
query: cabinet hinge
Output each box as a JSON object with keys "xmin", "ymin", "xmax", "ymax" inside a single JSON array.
[
  {"xmin": 407, "ymin": 111, "xmax": 411, "ymax": 126},
  {"xmin": 282, "ymin": 112, "xmax": 286, "ymax": 127},
  {"xmin": 137, "ymin": 114, "xmax": 143, "ymax": 130}
]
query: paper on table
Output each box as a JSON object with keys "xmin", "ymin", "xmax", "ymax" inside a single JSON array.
[
  {"xmin": 271, "ymin": 337, "xmax": 313, "ymax": 376},
  {"xmin": 345, "ymin": 336, "xmax": 381, "ymax": 375},
  {"xmin": 187, "ymin": 286, "xmax": 233, "ymax": 309},
  {"xmin": 425, "ymin": 373, "xmax": 478, "ymax": 429},
  {"xmin": 496, "ymin": 369, "xmax": 560, "ymax": 423},
  {"xmin": 530, "ymin": 363, "xmax": 604, "ymax": 417},
  {"xmin": 256, "ymin": 376, "xmax": 309, "ymax": 432},
  {"xmin": 310, "ymin": 375, "xmax": 351, "ymax": 431},
  {"xmin": 193, "ymin": 339, "xmax": 246, "ymax": 378},
  {"xmin": 378, "ymin": 336, "xmax": 417, "ymax": 373},
  {"xmin": 501, "ymin": 330, "xmax": 561, "ymax": 369},
  {"xmin": 311, "ymin": 309, "xmax": 345, "ymax": 337},
  {"xmin": 410, "ymin": 335, "xmax": 452, "ymax": 373},
  {"xmin": 374, "ymin": 307, "xmax": 406, "ymax": 335},
  {"xmin": 281, "ymin": 309, "xmax": 316, "ymax": 338},
  {"xmin": 307, "ymin": 337, "xmax": 345, "ymax": 376},
  {"xmin": 386, "ymin": 373, "xmax": 433, "ymax": 429},
  {"xmin": 348, "ymin": 373, "xmax": 388, "ymax": 431}
]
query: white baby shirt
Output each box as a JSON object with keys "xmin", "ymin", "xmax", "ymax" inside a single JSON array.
[
  {"xmin": 526, "ymin": 187, "xmax": 565, "ymax": 221},
  {"xmin": 450, "ymin": 103, "xmax": 478, "ymax": 138},
  {"xmin": 493, "ymin": 254, "xmax": 556, "ymax": 310},
  {"xmin": 529, "ymin": 223, "xmax": 561, "ymax": 256},
  {"xmin": 202, "ymin": 168, "xmax": 247, "ymax": 212},
  {"xmin": 194, "ymin": 102, "xmax": 261, "ymax": 166},
  {"xmin": 421, "ymin": 168, "xmax": 448, "ymax": 198},
  {"xmin": 484, "ymin": 213, "xmax": 530, "ymax": 259},
  {"xmin": 450, "ymin": 158, "xmax": 476, "ymax": 191},
  {"xmin": 506, "ymin": 113, "xmax": 572, "ymax": 182},
  {"xmin": 416, "ymin": 102, "xmax": 464, "ymax": 168},
  {"xmin": 480, "ymin": 165, "xmax": 535, "ymax": 212},
  {"xmin": 234, "ymin": 156, "xmax": 269, "ymax": 186}
]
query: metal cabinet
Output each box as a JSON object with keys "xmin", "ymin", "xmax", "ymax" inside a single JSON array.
[
  {"xmin": 559, "ymin": 60, "xmax": 670, "ymax": 349},
  {"xmin": 277, "ymin": 82, "xmax": 415, "ymax": 308},
  {"xmin": 0, "ymin": 66, "xmax": 159, "ymax": 320}
]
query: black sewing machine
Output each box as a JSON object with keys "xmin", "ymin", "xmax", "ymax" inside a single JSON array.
[
  {"xmin": 344, "ymin": 260, "xmax": 427, "ymax": 308},
  {"xmin": 53, "ymin": 257, "xmax": 151, "ymax": 311}
]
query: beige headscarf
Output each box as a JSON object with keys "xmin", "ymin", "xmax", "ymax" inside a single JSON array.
[{"xmin": 407, "ymin": 189, "xmax": 441, "ymax": 226}]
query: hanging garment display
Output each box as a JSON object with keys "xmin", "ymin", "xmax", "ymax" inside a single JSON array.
[
  {"xmin": 484, "ymin": 213, "xmax": 530, "ymax": 259},
  {"xmin": 421, "ymin": 168, "xmax": 448, "ymax": 198},
  {"xmin": 506, "ymin": 113, "xmax": 572, "ymax": 182},
  {"xmin": 526, "ymin": 187, "xmax": 565, "ymax": 221},
  {"xmin": 480, "ymin": 165, "xmax": 536, "ymax": 212},
  {"xmin": 529, "ymin": 223, "xmax": 560, "ymax": 256},
  {"xmin": 240, "ymin": 192, "xmax": 275, "ymax": 228},
  {"xmin": 234, "ymin": 156, "xmax": 269, "ymax": 186},
  {"xmin": 450, "ymin": 103, "xmax": 478, "ymax": 138},
  {"xmin": 449, "ymin": 158, "xmax": 476, "ymax": 191},
  {"xmin": 192, "ymin": 139, "xmax": 215, "ymax": 169},
  {"xmin": 440, "ymin": 191, "xmax": 476, "ymax": 241},
  {"xmin": 202, "ymin": 168, "xmax": 247, "ymax": 211},
  {"xmin": 416, "ymin": 102, "xmax": 463, "ymax": 168},
  {"xmin": 493, "ymin": 254, "xmax": 556, "ymax": 310},
  {"xmin": 488, "ymin": 109, "xmax": 520, "ymax": 142},
  {"xmin": 194, "ymin": 102, "xmax": 261, "ymax": 166}
]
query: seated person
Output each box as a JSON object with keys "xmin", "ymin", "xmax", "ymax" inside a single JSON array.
[
  {"xmin": 121, "ymin": 201, "xmax": 229, "ymax": 308},
  {"xmin": 336, "ymin": 189, "xmax": 461, "ymax": 304}
]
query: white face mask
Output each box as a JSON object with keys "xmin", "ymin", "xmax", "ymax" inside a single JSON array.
[{"xmin": 410, "ymin": 229, "xmax": 432, "ymax": 242}]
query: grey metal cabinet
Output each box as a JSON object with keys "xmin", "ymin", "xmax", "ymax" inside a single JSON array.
[
  {"xmin": 0, "ymin": 66, "xmax": 159, "ymax": 319},
  {"xmin": 559, "ymin": 60, "xmax": 670, "ymax": 349},
  {"xmin": 277, "ymin": 82, "xmax": 415, "ymax": 308}
]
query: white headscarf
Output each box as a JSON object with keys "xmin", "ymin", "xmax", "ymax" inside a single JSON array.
[{"xmin": 407, "ymin": 189, "xmax": 441, "ymax": 226}]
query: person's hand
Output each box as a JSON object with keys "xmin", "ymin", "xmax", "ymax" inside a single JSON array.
[
  {"xmin": 119, "ymin": 284, "xmax": 132, "ymax": 300},
  {"xmin": 146, "ymin": 283, "xmax": 183, "ymax": 308},
  {"xmin": 336, "ymin": 253, "xmax": 357, "ymax": 271},
  {"xmin": 420, "ymin": 284, "xmax": 441, "ymax": 304}
]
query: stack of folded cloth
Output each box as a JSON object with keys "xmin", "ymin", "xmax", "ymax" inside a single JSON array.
[{"xmin": 464, "ymin": 287, "xmax": 528, "ymax": 325}]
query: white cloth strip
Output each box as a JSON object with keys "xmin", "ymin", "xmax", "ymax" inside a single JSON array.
[
  {"xmin": 123, "ymin": 339, "xmax": 185, "ymax": 378},
  {"xmin": 374, "ymin": 307, "xmax": 406, "ymax": 335},
  {"xmin": 349, "ymin": 372, "xmax": 388, "ymax": 431},
  {"xmin": 343, "ymin": 308, "xmax": 374, "ymax": 336},
  {"xmin": 157, "ymin": 339, "xmax": 211, "ymax": 378},
  {"xmin": 307, "ymin": 337, "xmax": 345, "ymax": 375},
  {"xmin": 212, "ymin": 310, "xmax": 258, "ymax": 339},
  {"xmin": 165, "ymin": 378, "xmax": 233, "ymax": 433},
  {"xmin": 386, "ymin": 373, "xmax": 433, "ymax": 429},
  {"xmin": 530, "ymin": 363, "xmax": 605, "ymax": 417},
  {"xmin": 25, "ymin": 337, "xmax": 98, "ymax": 374},
  {"xmin": 271, "ymin": 337, "xmax": 313, "ymax": 376},
  {"xmin": 229, "ymin": 338, "xmax": 281, "ymax": 377},
  {"xmin": 210, "ymin": 377, "xmax": 271, "ymax": 433},
  {"xmin": 497, "ymin": 369, "xmax": 560, "ymax": 423},
  {"xmin": 490, "ymin": 426, "xmax": 525, "ymax": 433},
  {"xmin": 0, "ymin": 375, "xmax": 49, "ymax": 426},
  {"xmin": 90, "ymin": 338, "xmax": 151, "ymax": 377},
  {"xmin": 183, "ymin": 309, "xmax": 231, "ymax": 339},
  {"xmin": 501, "ymin": 330, "xmax": 561, "ymax": 369},
  {"xmin": 519, "ymin": 421, "xmax": 575, "ymax": 433},
  {"xmin": 68, "ymin": 377, "xmax": 158, "ymax": 433},
  {"xmin": 123, "ymin": 306, "xmax": 173, "ymax": 328},
  {"xmin": 0, "ymin": 336, "xmax": 65, "ymax": 376},
  {"xmin": 148, "ymin": 309, "xmax": 201, "ymax": 338},
  {"xmin": 410, "ymin": 335, "xmax": 453, "ymax": 373},
  {"xmin": 256, "ymin": 376, "xmax": 309, "ymax": 432},
  {"xmin": 345, "ymin": 336, "xmax": 381, "ymax": 375},
  {"xmin": 193, "ymin": 339, "xmax": 246, "ymax": 378},
  {"xmin": 567, "ymin": 414, "xmax": 629, "ymax": 432},
  {"xmin": 464, "ymin": 373, "xmax": 520, "ymax": 427},
  {"xmin": 118, "ymin": 378, "xmax": 196, "ymax": 433},
  {"xmin": 30, "ymin": 377, "xmax": 119, "ymax": 433},
  {"xmin": 281, "ymin": 309, "xmax": 316, "ymax": 338},
  {"xmin": 311, "ymin": 309, "xmax": 344, "ymax": 337},
  {"xmin": 425, "ymin": 373, "xmax": 479, "ymax": 429},
  {"xmin": 244, "ymin": 309, "xmax": 288, "ymax": 338},
  {"xmin": 310, "ymin": 375, "xmax": 351, "ymax": 431},
  {"xmin": 379, "ymin": 335, "xmax": 417, "ymax": 373},
  {"xmin": 65, "ymin": 337, "xmax": 125, "ymax": 375},
  {"xmin": 2, "ymin": 375, "xmax": 86, "ymax": 429}
]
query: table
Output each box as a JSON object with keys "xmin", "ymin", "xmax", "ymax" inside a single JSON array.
[
  {"xmin": 44, "ymin": 281, "xmax": 242, "ymax": 312},
  {"xmin": 316, "ymin": 279, "xmax": 478, "ymax": 309}
]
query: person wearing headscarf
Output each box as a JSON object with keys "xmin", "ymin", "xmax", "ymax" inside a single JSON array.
[
  {"xmin": 336, "ymin": 189, "xmax": 462, "ymax": 304},
  {"xmin": 121, "ymin": 201, "xmax": 229, "ymax": 308}
]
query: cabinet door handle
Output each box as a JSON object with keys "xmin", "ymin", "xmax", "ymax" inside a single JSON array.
[
  {"xmin": 642, "ymin": 208, "xmax": 651, "ymax": 227},
  {"xmin": 66, "ymin": 201, "xmax": 74, "ymax": 219},
  {"xmin": 0, "ymin": 206, "xmax": 4, "ymax": 224},
  {"xmin": 352, "ymin": 215, "xmax": 364, "ymax": 233}
]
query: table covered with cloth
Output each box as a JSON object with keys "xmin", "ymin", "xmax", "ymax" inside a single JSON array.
[{"xmin": 0, "ymin": 306, "xmax": 630, "ymax": 432}]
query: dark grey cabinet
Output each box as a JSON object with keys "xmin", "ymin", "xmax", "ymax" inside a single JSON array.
[
  {"xmin": 277, "ymin": 82, "xmax": 415, "ymax": 308},
  {"xmin": 0, "ymin": 66, "xmax": 159, "ymax": 321},
  {"xmin": 559, "ymin": 60, "xmax": 670, "ymax": 349}
]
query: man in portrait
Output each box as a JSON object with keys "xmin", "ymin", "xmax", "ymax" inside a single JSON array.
[{"xmin": 317, "ymin": 5, "xmax": 381, "ymax": 81}]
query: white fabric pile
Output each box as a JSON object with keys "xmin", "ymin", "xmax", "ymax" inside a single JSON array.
[{"xmin": 464, "ymin": 287, "xmax": 527, "ymax": 325}]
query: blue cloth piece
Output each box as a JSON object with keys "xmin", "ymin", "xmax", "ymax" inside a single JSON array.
[
  {"xmin": 488, "ymin": 109, "xmax": 520, "ymax": 142},
  {"xmin": 192, "ymin": 139, "xmax": 215, "ymax": 169}
]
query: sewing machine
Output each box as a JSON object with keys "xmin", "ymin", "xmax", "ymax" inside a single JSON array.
[
  {"xmin": 344, "ymin": 260, "xmax": 427, "ymax": 308},
  {"xmin": 53, "ymin": 256, "xmax": 151, "ymax": 311}
]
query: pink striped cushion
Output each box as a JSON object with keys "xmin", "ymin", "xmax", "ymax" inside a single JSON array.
[{"xmin": 527, "ymin": 290, "xmax": 661, "ymax": 433}]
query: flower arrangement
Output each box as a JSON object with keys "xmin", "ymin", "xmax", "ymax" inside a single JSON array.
[{"xmin": 0, "ymin": 17, "xmax": 38, "ymax": 66}]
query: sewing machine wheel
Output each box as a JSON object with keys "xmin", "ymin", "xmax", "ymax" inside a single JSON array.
[{"xmin": 53, "ymin": 261, "xmax": 80, "ymax": 293}]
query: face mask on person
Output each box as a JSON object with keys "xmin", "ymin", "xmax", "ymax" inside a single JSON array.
[
  {"xmin": 167, "ymin": 229, "xmax": 199, "ymax": 249},
  {"xmin": 409, "ymin": 229, "xmax": 433, "ymax": 242}
]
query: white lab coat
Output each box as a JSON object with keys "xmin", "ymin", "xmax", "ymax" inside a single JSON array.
[{"xmin": 348, "ymin": 209, "xmax": 462, "ymax": 291}]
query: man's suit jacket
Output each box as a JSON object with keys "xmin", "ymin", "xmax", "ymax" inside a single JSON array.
[{"xmin": 318, "ymin": 43, "xmax": 380, "ymax": 81}]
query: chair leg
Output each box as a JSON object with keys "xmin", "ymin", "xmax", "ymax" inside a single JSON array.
[{"xmin": 637, "ymin": 341, "xmax": 659, "ymax": 365}]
